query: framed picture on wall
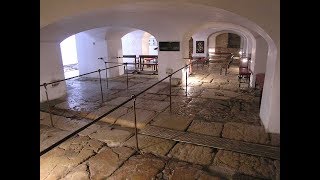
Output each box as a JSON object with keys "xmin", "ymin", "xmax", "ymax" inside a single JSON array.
[{"xmin": 196, "ymin": 41, "xmax": 204, "ymax": 53}]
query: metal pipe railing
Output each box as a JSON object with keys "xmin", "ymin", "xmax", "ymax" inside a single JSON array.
[
  {"xmin": 40, "ymin": 64, "xmax": 123, "ymax": 87},
  {"xmin": 40, "ymin": 62, "xmax": 192, "ymax": 156}
]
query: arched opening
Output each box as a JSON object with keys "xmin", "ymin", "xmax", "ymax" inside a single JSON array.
[
  {"xmin": 122, "ymin": 30, "xmax": 159, "ymax": 75},
  {"xmin": 60, "ymin": 35, "xmax": 79, "ymax": 78}
]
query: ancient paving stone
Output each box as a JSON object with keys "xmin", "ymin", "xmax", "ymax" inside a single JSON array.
[
  {"xmin": 40, "ymin": 124, "xmax": 71, "ymax": 152},
  {"xmin": 135, "ymin": 99, "xmax": 170, "ymax": 112},
  {"xmin": 145, "ymin": 83, "xmax": 169, "ymax": 93},
  {"xmin": 40, "ymin": 113, "xmax": 100, "ymax": 136},
  {"xmin": 99, "ymin": 106, "xmax": 129, "ymax": 124},
  {"xmin": 85, "ymin": 105, "xmax": 116, "ymax": 120},
  {"xmin": 108, "ymin": 153, "xmax": 166, "ymax": 180},
  {"xmin": 124, "ymin": 134, "xmax": 176, "ymax": 156},
  {"xmin": 200, "ymin": 89, "xmax": 240, "ymax": 99},
  {"xmin": 129, "ymin": 82, "xmax": 155, "ymax": 91},
  {"xmin": 168, "ymin": 143, "xmax": 214, "ymax": 165},
  {"xmin": 212, "ymin": 150, "xmax": 277, "ymax": 179},
  {"xmin": 140, "ymin": 93, "xmax": 168, "ymax": 101},
  {"xmin": 222, "ymin": 122, "xmax": 270, "ymax": 145},
  {"xmin": 103, "ymin": 96, "xmax": 134, "ymax": 108},
  {"xmin": 61, "ymin": 163, "xmax": 89, "ymax": 180},
  {"xmin": 114, "ymin": 109, "xmax": 156, "ymax": 129},
  {"xmin": 187, "ymin": 120, "xmax": 223, "ymax": 137},
  {"xmin": 107, "ymin": 81, "xmax": 130, "ymax": 90},
  {"xmin": 151, "ymin": 112, "xmax": 194, "ymax": 131},
  {"xmin": 270, "ymin": 133, "xmax": 280, "ymax": 147},
  {"xmin": 40, "ymin": 136, "xmax": 103, "ymax": 180},
  {"xmin": 162, "ymin": 160, "xmax": 221, "ymax": 180},
  {"xmin": 201, "ymin": 82, "xmax": 220, "ymax": 89},
  {"xmin": 202, "ymin": 74, "xmax": 215, "ymax": 83},
  {"xmin": 89, "ymin": 126, "xmax": 133, "ymax": 147},
  {"xmin": 87, "ymin": 146, "xmax": 135, "ymax": 179}
]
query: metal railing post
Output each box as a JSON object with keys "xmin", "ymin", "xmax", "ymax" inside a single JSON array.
[
  {"xmin": 169, "ymin": 75, "xmax": 172, "ymax": 113},
  {"xmin": 132, "ymin": 95, "xmax": 139, "ymax": 151},
  {"xmin": 43, "ymin": 83, "xmax": 54, "ymax": 127},
  {"xmin": 125, "ymin": 63, "xmax": 129, "ymax": 89},
  {"xmin": 185, "ymin": 66, "xmax": 188, "ymax": 96},
  {"xmin": 98, "ymin": 69, "xmax": 104, "ymax": 103},
  {"xmin": 105, "ymin": 62, "xmax": 109, "ymax": 89}
]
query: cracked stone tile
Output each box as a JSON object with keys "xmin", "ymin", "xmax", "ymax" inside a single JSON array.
[
  {"xmin": 168, "ymin": 143, "xmax": 214, "ymax": 165},
  {"xmin": 201, "ymin": 82, "xmax": 220, "ymax": 89},
  {"xmin": 103, "ymin": 96, "xmax": 142, "ymax": 108},
  {"xmin": 114, "ymin": 109, "xmax": 156, "ymax": 129},
  {"xmin": 140, "ymin": 93, "xmax": 168, "ymax": 101},
  {"xmin": 85, "ymin": 105, "xmax": 117, "ymax": 120},
  {"xmin": 200, "ymin": 89, "xmax": 240, "ymax": 99},
  {"xmin": 187, "ymin": 120, "xmax": 223, "ymax": 137},
  {"xmin": 87, "ymin": 146, "xmax": 135, "ymax": 179},
  {"xmin": 89, "ymin": 126, "xmax": 133, "ymax": 147},
  {"xmin": 40, "ymin": 136, "xmax": 103, "ymax": 180},
  {"xmin": 151, "ymin": 112, "xmax": 194, "ymax": 131},
  {"xmin": 40, "ymin": 124, "xmax": 71, "ymax": 152},
  {"xmin": 222, "ymin": 122, "xmax": 270, "ymax": 145},
  {"xmin": 124, "ymin": 134, "xmax": 176, "ymax": 156},
  {"xmin": 108, "ymin": 153, "xmax": 166, "ymax": 180},
  {"xmin": 162, "ymin": 160, "xmax": 221, "ymax": 180},
  {"xmin": 99, "ymin": 106, "xmax": 129, "ymax": 124},
  {"xmin": 212, "ymin": 150, "xmax": 277, "ymax": 179},
  {"xmin": 135, "ymin": 99, "xmax": 170, "ymax": 112},
  {"xmin": 60, "ymin": 163, "xmax": 89, "ymax": 180}
]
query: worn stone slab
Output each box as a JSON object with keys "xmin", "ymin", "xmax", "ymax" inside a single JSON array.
[
  {"xmin": 88, "ymin": 146, "xmax": 135, "ymax": 179},
  {"xmin": 40, "ymin": 136, "xmax": 103, "ymax": 180},
  {"xmin": 187, "ymin": 120, "xmax": 223, "ymax": 137},
  {"xmin": 103, "ymin": 96, "xmax": 133, "ymax": 108},
  {"xmin": 108, "ymin": 153, "xmax": 166, "ymax": 180},
  {"xmin": 151, "ymin": 112, "xmax": 193, "ymax": 131},
  {"xmin": 61, "ymin": 163, "xmax": 89, "ymax": 180},
  {"xmin": 212, "ymin": 150, "xmax": 277, "ymax": 179},
  {"xmin": 40, "ymin": 125, "xmax": 71, "ymax": 152},
  {"xmin": 115, "ymin": 109, "xmax": 156, "ymax": 129},
  {"xmin": 222, "ymin": 122, "xmax": 270, "ymax": 145},
  {"xmin": 202, "ymin": 75, "xmax": 215, "ymax": 83},
  {"xmin": 89, "ymin": 126, "xmax": 133, "ymax": 147},
  {"xmin": 40, "ymin": 113, "xmax": 100, "ymax": 136},
  {"xmin": 124, "ymin": 134, "xmax": 176, "ymax": 156},
  {"xmin": 162, "ymin": 160, "xmax": 221, "ymax": 180},
  {"xmin": 140, "ymin": 93, "xmax": 168, "ymax": 101},
  {"xmin": 85, "ymin": 105, "xmax": 116, "ymax": 120},
  {"xmin": 135, "ymin": 99, "xmax": 170, "ymax": 112},
  {"xmin": 200, "ymin": 89, "xmax": 239, "ymax": 99},
  {"xmin": 128, "ymin": 82, "xmax": 155, "ymax": 91},
  {"xmin": 168, "ymin": 143, "xmax": 214, "ymax": 165},
  {"xmin": 145, "ymin": 83, "xmax": 169, "ymax": 93},
  {"xmin": 201, "ymin": 82, "xmax": 220, "ymax": 89},
  {"xmin": 99, "ymin": 106, "xmax": 129, "ymax": 124}
]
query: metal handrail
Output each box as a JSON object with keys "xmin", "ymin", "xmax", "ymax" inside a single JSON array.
[
  {"xmin": 40, "ymin": 62, "xmax": 192, "ymax": 156},
  {"xmin": 40, "ymin": 64, "xmax": 123, "ymax": 87}
]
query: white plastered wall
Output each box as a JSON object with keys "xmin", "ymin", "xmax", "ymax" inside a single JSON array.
[
  {"xmin": 76, "ymin": 33, "xmax": 108, "ymax": 78},
  {"xmin": 40, "ymin": 42, "xmax": 67, "ymax": 102}
]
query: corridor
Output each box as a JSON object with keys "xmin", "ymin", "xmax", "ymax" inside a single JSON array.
[{"xmin": 40, "ymin": 61, "xmax": 280, "ymax": 180}]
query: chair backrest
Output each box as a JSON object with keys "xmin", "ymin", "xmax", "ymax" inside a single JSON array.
[{"xmin": 239, "ymin": 57, "xmax": 249, "ymax": 68}]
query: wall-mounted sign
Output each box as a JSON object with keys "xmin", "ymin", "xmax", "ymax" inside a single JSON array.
[
  {"xmin": 159, "ymin": 42, "xmax": 180, "ymax": 51},
  {"xmin": 196, "ymin": 41, "xmax": 204, "ymax": 53}
]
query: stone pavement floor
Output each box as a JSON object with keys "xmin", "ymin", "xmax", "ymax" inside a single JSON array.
[{"xmin": 40, "ymin": 61, "xmax": 280, "ymax": 180}]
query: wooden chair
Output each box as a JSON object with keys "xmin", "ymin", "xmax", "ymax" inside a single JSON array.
[
  {"xmin": 238, "ymin": 57, "xmax": 251, "ymax": 87},
  {"xmin": 220, "ymin": 53, "xmax": 234, "ymax": 75}
]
